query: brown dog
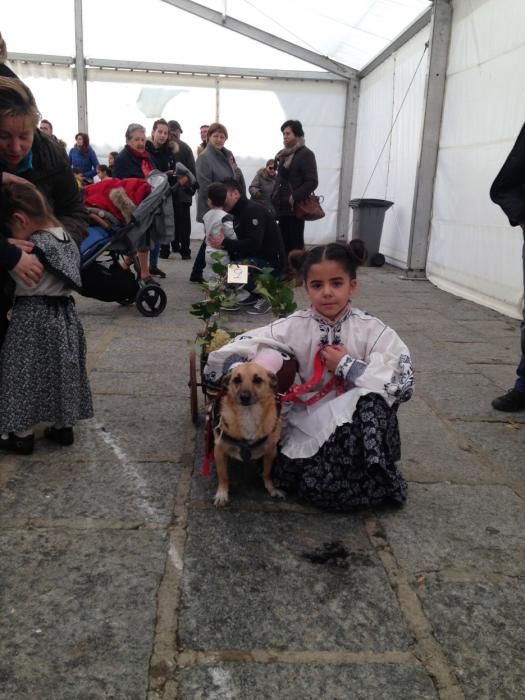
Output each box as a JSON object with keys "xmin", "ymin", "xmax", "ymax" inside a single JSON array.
[{"xmin": 213, "ymin": 362, "xmax": 283, "ymax": 506}]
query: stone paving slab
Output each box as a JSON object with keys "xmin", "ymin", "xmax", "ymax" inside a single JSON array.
[
  {"xmin": 0, "ymin": 458, "xmax": 179, "ymax": 525},
  {"xmin": 9, "ymin": 420, "xmax": 188, "ymax": 464},
  {"xmin": 380, "ymin": 483, "xmax": 525, "ymax": 576},
  {"xmin": 179, "ymin": 511, "xmax": 413, "ymax": 652},
  {"xmin": 451, "ymin": 419, "xmax": 525, "ymax": 487},
  {"xmin": 418, "ymin": 574, "xmax": 525, "ymax": 700},
  {"xmin": 415, "ymin": 370, "xmax": 505, "ymax": 418},
  {"xmin": 176, "ymin": 662, "xmax": 438, "ymax": 699},
  {"xmin": 0, "ymin": 529, "xmax": 167, "ymax": 700},
  {"xmin": 89, "ymin": 368, "xmax": 190, "ymax": 396},
  {"xmin": 398, "ymin": 413, "xmax": 494, "ymax": 484},
  {"xmin": 94, "ymin": 338, "xmax": 190, "ymax": 372},
  {"xmin": 443, "ymin": 339, "xmax": 518, "ymax": 366}
]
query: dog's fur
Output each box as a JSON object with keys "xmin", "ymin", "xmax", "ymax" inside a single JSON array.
[{"xmin": 213, "ymin": 362, "xmax": 283, "ymax": 506}]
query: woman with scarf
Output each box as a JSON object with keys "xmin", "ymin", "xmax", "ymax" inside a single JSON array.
[
  {"xmin": 272, "ymin": 119, "xmax": 318, "ymax": 255},
  {"xmin": 113, "ymin": 123, "xmax": 158, "ymax": 284},
  {"xmin": 69, "ymin": 132, "xmax": 99, "ymax": 184}
]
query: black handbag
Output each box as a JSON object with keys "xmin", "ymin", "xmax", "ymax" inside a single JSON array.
[{"xmin": 293, "ymin": 194, "xmax": 325, "ymax": 221}]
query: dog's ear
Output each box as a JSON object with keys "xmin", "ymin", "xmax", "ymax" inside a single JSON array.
[
  {"xmin": 221, "ymin": 372, "xmax": 231, "ymax": 390},
  {"xmin": 268, "ymin": 372, "xmax": 278, "ymax": 391}
]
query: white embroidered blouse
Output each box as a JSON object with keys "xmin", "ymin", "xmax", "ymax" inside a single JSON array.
[{"xmin": 204, "ymin": 305, "xmax": 413, "ymax": 459}]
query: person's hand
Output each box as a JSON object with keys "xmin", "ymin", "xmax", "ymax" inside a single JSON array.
[
  {"xmin": 321, "ymin": 344, "xmax": 348, "ymax": 372},
  {"xmin": 12, "ymin": 251, "xmax": 44, "ymax": 286},
  {"xmin": 165, "ymin": 170, "xmax": 174, "ymax": 176},
  {"xmin": 8, "ymin": 238, "xmax": 34, "ymax": 253},
  {"xmin": 208, "ymin": 229, "xmax": 225, "ymax": 249},
  {"xmin": 2, "ymin": 172, "xmax": 30, "ymax": 186},
  {"xmin": 0, "ymin": 32, "xmax": 7, "ymax": 64}
]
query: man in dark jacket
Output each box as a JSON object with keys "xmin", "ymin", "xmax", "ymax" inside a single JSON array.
[
  {"xmin": 162, "ymin": 120, "xmax": 196, "ymax": 260},
  {"xmin": 490, "ymin": 122, "xmax": 525, "ymax": 411},
  {"xmin": 221, "ymin": 178, "xmax": 286, "ymax": 273},
  {"xmin": 207, "ymin": 179, "xmax": 286, "ymax": 315}
]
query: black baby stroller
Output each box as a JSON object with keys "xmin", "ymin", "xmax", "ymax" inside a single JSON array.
[{"xmin": 80, "ymin": 165, "xmax": 195, "ymax": 316}]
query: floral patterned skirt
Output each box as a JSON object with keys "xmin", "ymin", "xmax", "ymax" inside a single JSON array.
[{"xmin": 273, "ymin": 394, "xmax": 407, "ymax": 511}]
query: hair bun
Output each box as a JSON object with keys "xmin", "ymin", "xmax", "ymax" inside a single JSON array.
[{"xmin": 348, "ymin": 238, "xmax": 368, "ymax": 267}]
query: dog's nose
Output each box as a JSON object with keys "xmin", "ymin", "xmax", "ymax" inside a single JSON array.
[{"xmin": 239, "ymin": 390, "xmax": 252, "ymax": 405}]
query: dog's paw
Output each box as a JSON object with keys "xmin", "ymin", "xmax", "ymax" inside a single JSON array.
[
  {"xmin": 268, "ymin": 486, "xmax": 285, "ymax": 500},
  {"xmin": 213, "ymin": 489, "xmax": 229, "ymax": 507}
]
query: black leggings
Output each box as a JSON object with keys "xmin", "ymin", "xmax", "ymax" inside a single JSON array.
[{"xmin": 279, "ymin": 216, "xmax": 305, "ymax": 254}]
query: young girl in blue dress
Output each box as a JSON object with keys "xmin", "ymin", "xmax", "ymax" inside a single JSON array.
[
  {"xmin": 0, "ymin": 181, "xmax": 93, "ymax": 454},
  {"xmin": 204, "ymin": 240, "xmax": 413, "ymax": 510}
]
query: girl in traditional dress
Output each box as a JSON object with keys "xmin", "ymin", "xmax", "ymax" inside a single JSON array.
[
  {"xmin": 204, "ymin": 240, "xmax": 414, "ymax": 510},
  {"xmin": 0, "ymin": 181, "xmax": 93, "ymax": 455}
]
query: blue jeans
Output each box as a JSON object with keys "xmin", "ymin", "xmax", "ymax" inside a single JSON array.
[
  {"xmin": 231, "ymin": 255, "xmax": 276, "ymax": 293},
  {"xmin": 516, "ymin": 230, "xmax": 525, "ymax": 393},
  {"xmin": 150, "ymin": 241, "xmax": 160, "ymax": 270}
]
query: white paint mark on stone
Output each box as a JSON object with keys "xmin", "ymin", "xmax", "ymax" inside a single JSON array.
[
  {"xmin": 96, "ymin": 424, "xmax": 158, "ymax": 520},
  {"xmin": 209, "ymin": 668, "xmax": 236, "ymax": 699},
  {"xmin": 169, "ymin": 542, "xmax": 183, "ymax": 572}
]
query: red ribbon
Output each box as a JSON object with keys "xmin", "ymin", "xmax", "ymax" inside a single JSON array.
[{"xmin": 280, "ymin": 349, "xmax": 344, "ymax": 406}]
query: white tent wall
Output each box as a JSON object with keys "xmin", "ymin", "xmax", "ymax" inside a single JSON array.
[
  {"xmin": 426, "ymin": 0, "xmax": 525, "ymax": 319},
  {"xmin": 350, "ymin": 26, "xmax": 430, "ymax": 267}
]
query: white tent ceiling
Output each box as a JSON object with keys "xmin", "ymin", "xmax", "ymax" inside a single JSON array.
[{"xmin": 3, "ymin": 0, "xmax": 432, "ymax": 73}]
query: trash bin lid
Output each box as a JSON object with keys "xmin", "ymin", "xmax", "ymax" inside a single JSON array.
[{"xmin": 349, "ymin": 198, "xmax": 393, "ymax": 209}]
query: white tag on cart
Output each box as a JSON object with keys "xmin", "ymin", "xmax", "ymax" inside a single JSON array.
[{"xmin": 227, "ymin": 264, "xmax": 249, "ymax": 284}]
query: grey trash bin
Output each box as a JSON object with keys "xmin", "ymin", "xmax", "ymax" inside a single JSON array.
[{"xmin": 349, "ymin": 198, "xmax": 393, "ymax": 267}]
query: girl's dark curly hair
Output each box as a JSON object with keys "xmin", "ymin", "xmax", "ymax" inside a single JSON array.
[{"xmin": 288, "ymin": 240, "xmax": 368, "ymax": 284}]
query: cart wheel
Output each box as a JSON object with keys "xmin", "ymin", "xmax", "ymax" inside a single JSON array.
[
  {"xmin": 135, "ymin": 285, "xmax": 167, "ymax": 317},
  {"xmin": 189, "ymin": 348, "xmax": 199, "ymax": 424},
  {"xmin": 370, "ymin": 253, "xmax": 386, "ymax": 267}
]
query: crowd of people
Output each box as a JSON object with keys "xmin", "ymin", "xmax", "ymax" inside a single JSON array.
[{"xmin": 0, "ymin": 28, "xmax": 524, "ymax": 514}]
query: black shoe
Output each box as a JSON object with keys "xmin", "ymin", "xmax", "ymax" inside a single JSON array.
[
  {"xmin": 159, "ymin": 245, "xmax": 171, "ymax": 259},
  {"xmin": 142, "ymin": 276, "xmax": 161, "ymax": 287},
  {"xmin": 171, "ymin": 244, "xmax": 181, "ymax": 254},
  {"xmin": 181, "ymin": 253, "xmax": 191, "ymax": 260},
  {"xmin": 149, "ymin": 266, "xmax": 167, "ymax": 278},
  {"xmin": 238, "ymin": 292, "xmax": 259, "ymax": 306},
  {"xmin": 0, "ymin": 432, "xmax": 34, "ymax": 455},
  {"xmin": 44, "ymin": 426, "xmax": 74, "ymax": 446},
  {"xmin": 492, "ymin": 388, "xmax": 525, "ymax": 412},
  {"xmin": 190, "ymin": 273, "xmax": 204, "ymax": 283}
]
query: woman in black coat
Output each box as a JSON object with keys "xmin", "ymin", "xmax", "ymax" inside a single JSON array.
[{"xmin": 272, "ymin": 119, "xmax": 318, "ymax": 255}]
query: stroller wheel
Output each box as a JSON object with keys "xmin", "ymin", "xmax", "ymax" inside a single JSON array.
[{"xmin": 135, "ymin": 285, "xmax": 167, "ymax": 317}]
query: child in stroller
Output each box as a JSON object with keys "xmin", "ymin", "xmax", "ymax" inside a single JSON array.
[{"xmin": 80, "ymin": 165, "xmax": 196, "ymax": 317}]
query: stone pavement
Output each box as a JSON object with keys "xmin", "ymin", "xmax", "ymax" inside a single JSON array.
[{"xmin": 1, "ymin": 244, "xmax": 524, "ymax": 700}]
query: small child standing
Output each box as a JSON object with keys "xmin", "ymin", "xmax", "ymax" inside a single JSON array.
[
  {"xmin": 202, "ymin": 182, "xmax": 236, "ymax": 282},
  {"xmin": 0, "ymin": 181, "xmax": 93, "ymax": 455},
  {"xmin": 204, "ymin": 240, "xmax": 414, "ymax": 510}
]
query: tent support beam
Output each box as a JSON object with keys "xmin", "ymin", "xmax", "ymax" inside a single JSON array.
[
  {"xmin": 406, "ymin": 0, "xmax": 452, "ymax": 274},
  {"xmin": 160, "ymin": 0, "xmax": 356, "ymax": 80},
  {"xmin": 337, "ymin": 78, "xmax": 360, "ymax": 241},
  {"xmin": 359, "ymin": 7, "xmax": 433, "ymax": 79},
  {"xmin": 9, "ymin": 54, "xmax": 342, "ymax": 82},
  {"xmin": 74, "ymin": 0, "xmax": 88, "ymax": 132}
]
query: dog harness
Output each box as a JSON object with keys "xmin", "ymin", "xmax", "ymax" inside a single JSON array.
[{"xmin": 202, "ymin": 393, "xmax": 280, "ymax": 476}]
